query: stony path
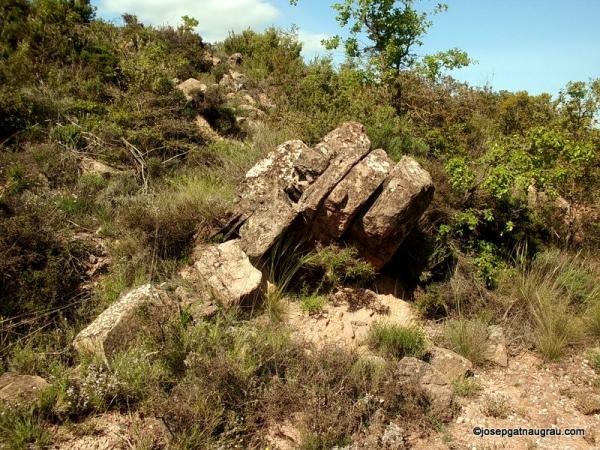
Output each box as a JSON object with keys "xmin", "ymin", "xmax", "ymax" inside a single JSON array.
[{"xmin": 417, "ymin": 351, "xmax": 600, "ymax": 449}]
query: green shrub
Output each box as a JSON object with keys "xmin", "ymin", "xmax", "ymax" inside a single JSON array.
[
  {"xmin": 0, "ymin": 405, "xmax": 50, "ymax": 450},
  {"xmin": 301, "ymin": 244, "xmax": 375, "ymax": 291},
  {"xmin": 367, "ymin": 322, "xmax": 426, "ymax": 359}
]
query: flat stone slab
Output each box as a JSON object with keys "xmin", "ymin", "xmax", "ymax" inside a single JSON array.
[
  {"xmin": 0, "ymin": 373, "xmax": 49, "ymax": 406},
  {"xmin": 73, "ymin": 284, "xmax": 176, "ymax": 364},
  {"xmin": 191, "ymin": 239, "xmax": 264, "ymax": 307},
  {"xmin": 312, "ymin": 149, "xmax": 392, "ymax": 242},
  {"xmin": 348, "ymin": 156, "xmax": 434, "ymax": 269}
]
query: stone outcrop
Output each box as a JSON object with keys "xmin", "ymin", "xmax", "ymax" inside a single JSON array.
[
  {"xmin": 347, "ymin": 156, "xmax": 434, "ymax": 269},
  {"xmin": 428, "ymin": 346, "xmax": 473, "ymax": 382},
  {"xmin": 176, "ymin": 78, "xmax": 207, "ymax": 101},
  {"xmin": 312, "ymin": 148, "xmax": 392, "ymax": 243},
  {"xmin": 485, "ymin": 325, "xmax": 509, "ymax": 367},
  {"xmin": 73, "ymin": 284, "xmax": 177, "ymax": 364},
  {"xmin": 188, "ymin": 239, "xmax": 264, "ymax": 307},
  {"xmin": 286, "ymin": 288, "xmax": 414, "ymax": 349},
  {"xmin": 228, "ymin": 122, "xmax": 434, "ymax": 269},
  {"xmin": 396, "ymin": 357, "xmax": 454, "ymax": 421},
  {"xmin": 0, "ymin": 373, "xmax": 49, "ymax": 407}
]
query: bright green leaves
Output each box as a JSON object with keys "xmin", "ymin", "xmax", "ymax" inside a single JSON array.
[{"xmin": 445, "ymin": 157, "xmax": 475, "ymax": 194}]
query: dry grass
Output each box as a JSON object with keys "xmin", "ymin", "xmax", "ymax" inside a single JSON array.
[{"xmin": 439, "ymin": 318, "xmax": 489, "ymax": 366}]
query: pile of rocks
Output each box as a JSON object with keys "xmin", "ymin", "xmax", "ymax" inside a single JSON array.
[
  {"xmin": 72, "ymin": 123, "xmax": 435, "ymax": 365},
  {"xmin": 230, "ymin": 121, "xmax": 434, "ymax": 269}
]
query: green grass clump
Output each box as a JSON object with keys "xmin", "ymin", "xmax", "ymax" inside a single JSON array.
[
  {"xmin": 440, "ymin": 318, "xmax": 489, "ymax": 366},
  {"xmin": 300, "ymin": 294, "xmax": 327, "ymax": 315},
  {"xmin": 452, "ymin": 376, "xmax": 483, "ymax": 398},
  {"xmin": 367, "ymin": 322, "xmax": 426, "ymax": 359},
  {"xmin": 587, "ymin": 348, "xmax": 600, "ymax": 373}
]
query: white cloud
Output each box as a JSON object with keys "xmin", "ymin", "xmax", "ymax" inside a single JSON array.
[
  {"xmin": 297, "ymin": 31, "xmax": 330, "ymax": 60},
  {"xmin": 98, "ymin": 0, "xmax": 279, "ymax": 42}
]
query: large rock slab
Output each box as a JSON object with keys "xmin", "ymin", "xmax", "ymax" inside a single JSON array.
[
  {"xmin": 190, "ymin": 239, "xmax": 264, "ymax": 307},
  {"xmin": 0, "ymin": 373, "xmax": 49, "ymax": 407},
  {"xmin": 73, "ymin": 284, "xmax": 176, "ymax": 364},
  {"xmin": 312, "ymin": 149, "xmax": 392, "ymax": 242},
  {"xmin": 298, "ymin": 122, "xmax": 371, "ymax": 220},
  {"xmin": 238, "ymin": 193, "xmax": 298, "ymax": 261},
  {"xmin": 235, "ymin": 139, "xmax": 331, "ymax": 260},
  {"xmin": 348, "ymin": 156, "xmax": 434, "ymax": 269}
]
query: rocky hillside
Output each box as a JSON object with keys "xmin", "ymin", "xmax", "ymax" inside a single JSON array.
[{"xmin": 1, "ymin": 4, "xmax": 600, "ymax": 449}]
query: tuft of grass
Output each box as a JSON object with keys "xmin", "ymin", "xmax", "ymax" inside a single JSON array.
[
  {"xmin": 300, "ymin": 294, "xmax": 327, "ymax": 315},
  {"xmin": 367, "ymin": 322, "xmax": 426, "ymax": 359},
  {"xmin": 452, "ymin": 376, "xmax": 483, "ymax": 398},
  {"xmin": 587, "ymin": 348, "xmax": 600, "ymax": 373},
  {"xmin": 0, "ymin": 405, "xmax": 51, "ymax": 450},
  {"xmin": 482, "ymin": 394, "xmax": 510, "ymax": 419},
  {"xmin": 301, "ymin": 244, "xmax": 376, "ymax": 291},
  {"xmin": 440, "ymin": 318, "xmax": 489, "ymax": 366},
  {"xmin": 501, "ymin": 249, "xmax": 588, "ymax": 361}
]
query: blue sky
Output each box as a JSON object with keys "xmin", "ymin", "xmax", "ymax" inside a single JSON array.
[{"xmin": 91, "ymin": 0, "xmax": 600, "ymax": 96}]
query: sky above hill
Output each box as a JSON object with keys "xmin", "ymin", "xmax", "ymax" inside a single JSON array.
[{"xmin": 92, "ymin": 0, "xmax": 600, "ymax": 96}]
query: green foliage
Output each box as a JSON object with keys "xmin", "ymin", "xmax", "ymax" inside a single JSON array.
[
  {"xmin": 323, "ymin": 0, "xmax": 446, "ymax": 73},
  {"xmin": 0, "ymin": 404, "xmax": 51, "ymax": 450},
  {"xmin": 452, "ymin": 376, "xmax": 483, "ymax": 398},
  {"xmin": 300, "ymin": 294, "xmax": 328, "ymax": 315},
  {"xmin": 445, "ymin": 156, "xmax": 475, "ymax": 194},
  {"xmin": 367, "ymin": 322, "xmax": 426, "ymax": 359},
  {"xmin": 301, "ymin": 244, "xmax": 375, "ymax": 291}
]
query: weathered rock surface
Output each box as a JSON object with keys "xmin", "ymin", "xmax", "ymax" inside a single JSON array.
[
  {"xmin": 298, "ymin": 122, "xmax": 372, "ymax": 220},
  {"xmin": 225, "ymin": 123, "xmax": 434, "ymax": 266},
  {"xmin": 195, "ymin": 115, "xmax": 222, "ymax": 142},
  {"xmin": 228, "ymin": 52, "xmax": 243, "ymax": 66},
  {"xmin": 286, "ymin": 288, "xmax": 414, "ymax": 349},
  {"xmin": 396, "ymin": 357, "xmax": 454, "ymax": 421},
  {"xmin": 79, "ymin": 156, "xmax": 122, "ymax": 177},
  {"xmin": 176, "ymin": 78, "xmax": 207, "ymax": 101},
  {"xmin": 235, "ymin": 139, "xmax": 330, "ymax": 259},
  {"xmin": 189, "ymin": 239, "xmax": 264, "ymax": 307},
  {"xmin": 73, "ymin": 284, "xmax": 176, "ymax": 364},
  {"xmin": 312, "ymin": 148, "xmax": 392, "ymax": 242},
  {"xmin": 485, "ymin": 325, "xmax": 509, "ymax": 367},
  {"xmin": 0, "ymin": 373, "xmax": 49, "ymax": 406},
  {"xmin": 428, "ymin": 346, "xmax": 473, "ymax": 382},
  {"xmin": 348, "ymin": 156, "xmax": 434, "ymax": 269},
  {"xmin": 53, "ymin": 412, "xmax": 171, "ymax": 450},
  {"xmin": 238, "ymin": 193, "xmax": 297, "ymax": 260}
]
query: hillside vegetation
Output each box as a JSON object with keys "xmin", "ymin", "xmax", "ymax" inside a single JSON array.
[{"xmin": 0, "ymin": 1, "xmax": 599, "ymax": 448}]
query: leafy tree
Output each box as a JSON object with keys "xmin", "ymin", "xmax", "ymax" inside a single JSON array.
[{"xmin": 313, "ymin": 0, "xmax": 470, "ymax": 79}]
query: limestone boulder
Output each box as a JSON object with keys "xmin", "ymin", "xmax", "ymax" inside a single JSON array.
[
  {"xmin": 0, "ymin": 373, "xmax": 49, "ymax": 407},
  {"xmin": 238, "ymin": 193, "xmax": 298, "ymax": 261},
  {"xmin": 234, "ymin": 139, "xmax": 331, "ymax": 260},
  {"xmin": 176, "ymin": 78, "xmax": 207, "ymax": 101},
  {"xmin": 195, "ymin": 115, "xmax": 222, "ymax": 142},
  {"xmin": 485, "ymin": 325, "xmax": 509, "ymax": 367},
  {"xmin": 73, "ymin": 284, "xmax": 176, "ymax": 364},
  {"xmin": 312, "ymin": 149, "xmax": 392, "ymax": 242},
  {"xmin": 298, "ymin": 122, "xmax": 372, "ymax": 220},
  {"xmin": 428, "ymin": 346, "xmax": 473, "ymax": 382},
  {"xmin": 348, "ymin": 156, "xmax": 434, "ymax": 269},
  {"xmin": 228, "ymin": 52, "xmax": 243, "ymax": 66},
  {"xmin": 396, "ymin": 357, "xmax": 454, "ymax": 421},
  {"xmin": 190, "ymin": 239, "xmax": 264, "ymax": 307}
]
